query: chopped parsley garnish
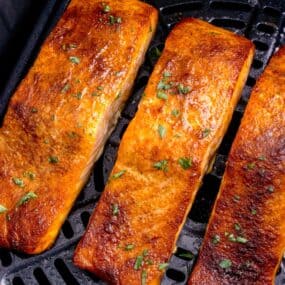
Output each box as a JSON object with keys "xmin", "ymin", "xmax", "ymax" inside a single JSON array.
[
  {"xmin": 234, "ymin": 223, "xmax": 241, "ymax": 231},
  {"xmin": 212, "ymin": 234, "xmax": 220, "ymax": 245},
  {"xmin": 109, "ymin": 15, "xmax": 122, "ymax": 25},
  {"xmin": 246, "ymin": 162, "xmax": 256, "ymax": 170},
  {"xmin": 69, "ymin": 56, "xmax": 80, "ymax": 64},
  {"xmin": 12, "ymin": 177, "xmax": 25, "ymax": 188},
  {"xmin": 233, "ymin": 195, "xmax": 240, "ymax": 202},
  {"xmin": 111, "ymin": 203, "xmax": 119, "ymax": 216},
  {"xmin": 62, "ymin": 43, "xmax": 77, "ymax": 51},
  {"xmin": 17, "ymin": 192, "xmax": 37, "ymax": 206},
  {"xmin": 48, "ymin": 156, "xmax": 59, "ymax": 164},
  {"xmin": 267, "ymin": 185, "xmax": 275, "ymax": 193},
  {"xmin": 251, "ymin": 208, "xmax": 257, "ymax": 215},
  {"xmin": 258, "ymin": 155, "xmax": 266, "ymax": 161},
  {"xmin": 178, "ymin": 157, "xmax": 192, "ymax": 170},
  {"xmin": 23, "ymin": 171, "xmax": 36, "ymax": 180},
  {"xmin": 111, "ymin": 170, "xmax": 126, "ymax": 179},
  {"xmin": 219, "ymin": 259, "xmax": 232, "ymax": 269},
  {"xmin": 163, "ymin": 71, "xmax": 171, "ymax": 78},
  {"xmin": 236, "ymin": 236, "xmax": 248, "ymax": 244},
  {"xmin": 92, "ymin": 92, "xmax": 100, "ymax": 97},
  {"xmin": 61, "ymin": 83, "xmax": 70, "ymax": 93},
  {"xmin": 177, "ymin": 83, "xmax": 190, "ymax": 95},
  {"xmin": 171, "ymin": 109, "xmax": 180, "ymax": 117},
  {"xmin": 102, "ymin": 3, "xmax": 111, "ymax": 13},
  {"xmin": 142, "ymin": 249, "xmax": 149, "ymax": 257},
  {"xmin": 72, "ymin": 92, "xmax": 82, "ymax": 100},
  {"xmin": 134, "ymin": 255, "xmax": 144, "ymax": 270},
  {"xmin": 158, "ymin": 125, "xmax": 166, "ymax": 139},
  {"xmin": 153, "ymin": 160, "xmax": 168, "ymax": 172},
  {"xmin": 202, "ymin": 128, "xmax": 211, "ymax": 138},
  {"xmin": 157, "ymin": 91, "xmax": 168, "ymax": 100},
  {"xmin": 0, "ymin": 205, "xmax": 7, "ymax": 214},
  {"xmin": 179, "ymin": 252, "xmax": 194, "ymax": 259},
  {"xmin": 31, "ymin": 107, "xmax": 38, "ymax": 113},
  {"xmin": 158, "ymin": 263, "xmax": 169, "ymax": 271},
  {"xmin": 141, "ymin": 269, "xmax": 147, "ymax": 285},
  {"xmin": 97, "ymin": 86, "xmax": 104, "ymax": 90},
  {"xmin": 228, "ymin": 233, "xmax": 236, "ymax": 242},
  {"xmin": 125, "ymin": 244, "xmax": 135, "ymax": 251},
  {"xmin": 68, "ymin": 131, "xmax": 78, "ymax": 138},
  {"xmin": 115, "ymin": 91, "xmax": 122, "ymax": 100},
  {"xmin": 157, "ymin": 80, "xmax": 171, "ymax": 90}
]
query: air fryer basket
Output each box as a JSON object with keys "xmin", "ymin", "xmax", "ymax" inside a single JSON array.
[{"xmin": 0, "ymin": 0, "xmax": 284, "ymax": 284}]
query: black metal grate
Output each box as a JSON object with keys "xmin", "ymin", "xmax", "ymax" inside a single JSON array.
[{"xmin": 0, "ymin": 0, "xmax": 285, "ymax": 284}]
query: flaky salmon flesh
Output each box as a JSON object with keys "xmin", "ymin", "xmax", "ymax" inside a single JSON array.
[
  {"xmin": 0, "ymin": 0, "xmax": 158, "ymax": 254},
  {"xmin": 74, "ymin": 18, "xmax": 254, "ymax": 285}
]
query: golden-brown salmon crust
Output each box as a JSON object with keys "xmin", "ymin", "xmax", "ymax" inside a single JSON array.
[
  {"xmin": 189, "ymin": 47, "xmax": 285, "ymax": 285},
  {"xmin": 74, "ymin": 18, "xmax": 254, "ymax": 285},
  {"xmin": 0, "ymin": 0, "xmax": 158, "ymax": 254}
]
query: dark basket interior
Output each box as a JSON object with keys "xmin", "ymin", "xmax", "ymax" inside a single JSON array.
[{"xmin": 0, "ymin": 0, "xmax": 285, "ymax": 284}]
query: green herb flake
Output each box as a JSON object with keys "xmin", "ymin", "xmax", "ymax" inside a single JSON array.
[
  {"xmin": 92, "ymin": 92, "xmax": 100, "ymax": 97},
  {"xmin": 97, "ymin": 86, "xmax": 104, "ymax": 91},
  {"xmin": 212, "ymin": 234, "xmax": 220, "ymax": 245},
  {"xmin": 171, "ymin": 109, "xmax": 180, "ymax": 117},
  {"xmin": 177, "ymin": 83, "xmax": 190, "ymax": 95},
  {"xmin": 179, "ymin": 252, "xmax": 194, "ymax": 259},
  {"xmin": 111, "ymin": 203, "xmax": 119, "ymax": 216},
  {"xmin": 158, "ymin": 263, "xmax": 169, "ymax": 271},
  {"xmin": 233, "ymin": 195, "xmax": 240, "ymax": 202},
  {"xmin": 178, "ymin": 157, "xmax": 192, "ymax": 170},
  {"xmin": 142, "ymin": 249, "xmax": 149, "ymax": 257},
  {"xmin": 228, "ymin": 233, "xmax": 236, "ymax": 242},
  {"xmin": 157, "ymin": 91, "xmax": 168, "ymax": 100},
  {"xmin": 141, "ymin": 269, "xmax": 147, "ymax": 285},
  {"xmin": 219, "ymin": 259, "xmax": 232, "ymax": 269},
  {"xmin": 72, "ymin": 92, "xmax": 82, "ymax": 100},
  {"xmin": 158, "ymin": 125, "xmax": 166, "ymax": 139},
  {"xmin": 258, "ymin": 155, "xmax": 266, "ymax": 161},
  {"xmin": 69, "ymin": 56, "xmax": 80, "ymax": 64},
  {"xmin": 234, "ymin": 223, "xmax": 241, "ymax": 231},
  {"xmin": 246, "ymin": 162, "xmax": 256, "ymax": 170},
  {"xmin": 17, "ymin": 192, "xmax": 37, "ymax": 206},
  {"xmin": 31, "ymin": 107, "xmax": 38, "ymax": 113},
  {"xmin": 236, "ymin": 236, "xmax": 248, "ymax": 244},
  {"xmin": 251, "ymin": 208, "xmax": 257, "ymax": 215},
  {"xmin": 51, "ymin": 114, "xmax": 56, "ymax": 121},
  {"xmin": 23, "ymin": 171, "xmax": 36, "ymax": 180},
  {"xmin": 61, "ymin": 83, "xmax": 70, "ymax": 93},
  {"xmin": 125, "ymin": 244, "xmax": 135, "ymax": 251},
  {"xmin": 0, "ymin": 205, "xmax": 7, "ymax": 214},
  {"xmin": 111, "ymin": 170, "xmax": 126, "ymax": 179},
  {"xmin": 134, "ymin": 255, "xmax": 144, "ymax": 270},
  {"xmin": 48, "ymin": 156, "xmax": 59, "ymax": 164},
  {"xmin": 115, "ymin": 91, "xmax": 122, "ymax": 100},
  {"xmin": 163, "ymin": 71, "xmax": 171, "ymax": 78},
  {"xmin": 202, "ymin": 128, "xmax": 211, "ymax": 138},
  {"xmin": 267, "ymin": 185, "xmax": 275, "ymax": 193},
  {"xmin": 153, "ymin": 160, "xmax": 168, "ymax": 172},
  {"xmin": 145, "ymin": 259, "xmax": 153, "ymax": 265},
  {"xmin": 157, "ymin": 80, "xmax": 171, "ymax": 90},
  {"xmin": 109, "ymin": 15, "xmax": 121, "ymax": 25},
  {"xmin": 102, "ymin": 3, "xmax": 111, "ymax": 13},
  {"xmin": 12, "ymin": 177, "xmax": 25, "ymax": 188}
]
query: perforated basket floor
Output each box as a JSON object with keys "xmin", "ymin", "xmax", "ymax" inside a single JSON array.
[{"xmin": 0, "ymin": 1, "xmax": 285, "ymax": 284}]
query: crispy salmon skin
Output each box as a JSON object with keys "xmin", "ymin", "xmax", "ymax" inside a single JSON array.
[
  {"xmin": 74, "ymin": 18, "xmax": 254, "ymax": 284},
  {"xmin": 0, "ymin": 0, "xmax": 158, "ymax": 254},
  {"xmin": 189, "ymin": 47, "xmax": 285, "ymax": 285}
]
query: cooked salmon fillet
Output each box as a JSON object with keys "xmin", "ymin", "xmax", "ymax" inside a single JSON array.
[
  {"xmin": 73, "ymin": 18, "xmax": 254, "ymax": 284},
  {"xmin": 0, "ymin": 0, "xmax": 158, "ymax": 254},
  {"xmin": 189, "ymin": 46, "xmax": 285, "ymax": 285}
]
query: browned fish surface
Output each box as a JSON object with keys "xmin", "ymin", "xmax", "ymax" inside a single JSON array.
[
  {"xmin": 0, "ymin": 0, "xmax": 158, "ymax": 254},
  {"xmin": 189, "ymin": 47, "xmax": 285, "ymax": 285},
  {"xmin": 74, "ymin": 18, "xmax": 254, "ymax": 284}
]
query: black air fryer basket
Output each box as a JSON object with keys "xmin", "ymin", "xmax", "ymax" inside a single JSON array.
[{"xmin": 0, "ymin": 0, "xmax": 284, "ymax": 284}]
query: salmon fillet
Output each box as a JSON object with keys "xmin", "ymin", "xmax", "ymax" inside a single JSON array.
[
  {"xmin": 73, "ymin": 18, "xmax": 254, "ymax": 284},
  {"xmin": 189, "ymin": 47, "xmax": 285, "ymax": 285},
  {"xmin": 0, "ymin": 0, "xmax": 158, "ymax": 254}
]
